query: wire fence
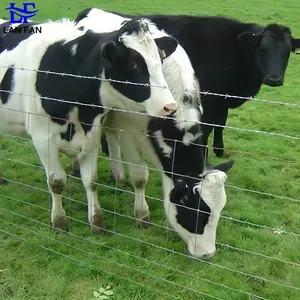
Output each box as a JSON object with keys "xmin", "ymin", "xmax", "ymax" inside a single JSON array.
[{"xmin": 0, "ymin": 63, "xmax": 300, "ymax": 300}]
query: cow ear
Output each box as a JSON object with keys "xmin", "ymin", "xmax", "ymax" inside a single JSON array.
[
  {"xmin": 101, "ymin": 41, "xmax": 119, "ymax": 68},
  {"xmin": 213, "ymin": 160, "xmax": 235, "ymax": 173},
  {"xmin": 237, "ymin": 31, "xmax": 261, "ymax": 47},
  {"xmin": 169, "ymin": 179, "xmax": 188, "ymax": 204},
  {"xmin": 292, "ymin": 38, "xmax": 300, "ymax": 54},
  {"xmin": 154, "ymin": 36, "xmax": 178, "ymax": 59}
]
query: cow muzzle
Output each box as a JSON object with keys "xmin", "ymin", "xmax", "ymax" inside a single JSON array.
[
  {"xmin": 188, "ymin": 239, "xmax": 216, "ymax": 260},
  {"xmin": 161, "ymin": 103, "xmax": 178, "ymax": 116},
  {"xmin": 263, "ymin": 75, "xmax": 283, "ymax": 87}
]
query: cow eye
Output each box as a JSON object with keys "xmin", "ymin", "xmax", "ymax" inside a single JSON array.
[{"xmin": 129, "ymin": 61, "xmax": 141, "ymax": 71}]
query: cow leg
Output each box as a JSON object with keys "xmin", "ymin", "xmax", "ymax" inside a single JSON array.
[
  {"xmin": 78, "ymin": 145, "xmax": 107, "ymax": 234},
  {"xmin": 31, "ymin": 136, "xmax": 68, "ymax": 232},
  {"xmin": 127, "ymin": 162, "xmax": 150, "ymax": 229},
  {"xmin": 71, "ymin": 159, "xmax": 81, "ymax": 178},
  {"xmin": 200, "ymin": 121, "xmax": 214, "ymax": 162},
  {"xmin": 104, "ymin": 129, "xmax": 126, "ymax": 183},
  {"xmin": 72, "ymin": 131, "xmax": 127, "ymax": 183},
  {"xmin": 100, "ymin": 133, "xmax": 110, "ymax": 157},
  {"xmin": 117, "ymin": 136, "xmax": 150, "ymax": 229},
  {"xmin": 213, "ymin": 108, "xmax": 229, "ymax": 158}
]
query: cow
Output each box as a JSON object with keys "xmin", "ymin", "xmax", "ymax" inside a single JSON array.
[
  {"xmin": 74, "ymin": 8, "xmax": 300, "ymax": 159},
  {"xmin": 0, "ymin": 18, "xmax": 180, "ymax": 232},
  {"xmin": 100, "ymin": 108, "xmax": 235, "ymax": 259},
  {"xmin": 72, "ymin": 10, "xmax": 235, "ymax": 258},
  {"xmin": 0, "ymin": 20, "xmax": 43, "ymax": 185},
  {"xmin": 72, "ymin": 8, "xmax": 202, "ymax": 183}
]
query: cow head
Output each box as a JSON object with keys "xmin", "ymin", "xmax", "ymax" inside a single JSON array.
[
  {"xmin": 100, "ymin": 18, "xmax": 179, "ymax": 117},
  {"xmin": 168, "ymin": 160, "xmax": 234, "ymax": 259},
  {"xmin": 238, "ymin": 24, "xmax": 300, "ymax": 87}
]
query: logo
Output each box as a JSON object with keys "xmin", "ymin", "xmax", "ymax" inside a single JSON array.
[
  {"xmin": 5, "ymin": 2, "xmax": 38, "ymax": 24},
  {"xmin": 2, "ymin": 2, "xmax": 42, "ymax": 34}
]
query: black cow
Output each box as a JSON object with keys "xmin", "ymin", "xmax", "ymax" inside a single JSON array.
[{"xmin": 75, "ymin": 8, "xmax": 300, "ymax": 158}]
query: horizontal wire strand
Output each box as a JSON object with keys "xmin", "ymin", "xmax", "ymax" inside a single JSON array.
[
  {"xmin": 0, "ymin": 227, "xmax": 181, "ymax": 300},
  {"xmin": 1, "ymin": 151, "xmax": 300, "ymax": 205},
  {"xmin": 0, "ymin": 216, "xmax": 268, "ymax": 300},
  {"xmin": 2, "ymin": 132, "xmax": 300, "ymax": 168},
  {"xmin": 1, "ymin": 175, "xmax": 300, "ymax": 239},
  {"xmin": 0, "ymin": 221, "xmax": 223, "ymax": 300},
  {"xmin": 0, "ymin": 174, "xmax": 296, "ymax": 236},
  {"xmin": 1, "ymin": 89, "xmax": 300, "ymax": 141},
  {"xmin": 2, "ymin": 192, "xmax": 300, "ymax": 268},
  {"xmin": 0, "ymin": 133, "xmax": 297, "ymax": 188},
  {"xmin": 0, "ymin": 65, "xmax": 299, "ymax": 108},
  {"xmin": 0, "ymin": 17, "xmax": 298, "ymax": 300},
  {"xmin": 1, "ymin": 206, "xmax": 300, "ymax": 293}
]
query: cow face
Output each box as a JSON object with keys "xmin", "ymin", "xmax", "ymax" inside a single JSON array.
[
  {"xmin": 238, "ymin": 24, "xmax": 300, "ymax": 87},
  {"xmin": 168, "ymin": 160, "xmax": 235, "ymax": 259},
  {"xmin": 102, "ymin": 18, "xmax": 178, "ymax": 117}
]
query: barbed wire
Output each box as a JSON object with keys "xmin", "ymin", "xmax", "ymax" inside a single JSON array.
[
  {"xmin": 0, "ymin": 59, "xmax": 299, "ymax": 299},
  {"xmin": 1, "ymin": 88, "xmax": 300, "ymax": 142},
  {"xmin": 2, "ymin": 117, "xmax": 300, "ymax": 168},
  {"xmin": 1, "ymin": 65, "xmax": 300, "ymax": 108}
]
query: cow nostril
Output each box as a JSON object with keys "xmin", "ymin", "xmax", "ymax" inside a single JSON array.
[
  {"xmin": 268, "ymin": 75, "xmax": 281, "ymax": 82},
  {"xmin": 201, "ymin": 251, "xmax": 216, "ymax": 260},
  {"xmin": 163, "ymin": 103, "xmax": 177, "ymax": 115},
  {"xmin": 264, "ymin": 75, "xmax": 283, "ymax": 86}
]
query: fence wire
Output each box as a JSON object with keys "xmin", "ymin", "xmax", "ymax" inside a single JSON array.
[{"xmin": 0, "ymin": 63, "xmax": 299, "ymax": 300}]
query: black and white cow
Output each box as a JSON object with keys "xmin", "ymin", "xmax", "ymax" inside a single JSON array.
[
  {"xmin": 75, "ymin": 8, "xmax": 300, "ymax": 158},
  {"xmin": 73, "ymin": 11, "xmax": 235, "ymax": 258},
  {"xmin": 0, "ymin": 18, "xmax": 179, "ymax": 232},
  {"xmin": 73, "ymin": 9, "xmax": 202, "ymax": 183},
  {"xmin": 101, "ymin": 108, "xmax": 235, "ymax": 259}
]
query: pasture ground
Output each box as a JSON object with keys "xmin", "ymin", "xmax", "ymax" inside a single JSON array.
[{"xmin": 1, "ymin": 0, "xmax": 300, "ymax": 299}]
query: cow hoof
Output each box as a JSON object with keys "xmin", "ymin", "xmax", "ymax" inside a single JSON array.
[
  {"xmin": 213, "ymin": 148, "xmax": 228, "ymax": 158},
  {"xmin": 110, "ymin": 175, "xmax": 131, "ymax": 187},
  {"xmin": 136, "ymin": 216, "xmax": 152, "ymax": 229},
  {"xmin": 91, "ymin": 212, "xmax": 110, "ymax": 235},
  {"xmin": 51, "ymin": 216, "xmax": 69, "ymax": 233},
  {"xmin": 111, "ymin": 173, "xmax": 127, "ymax": 184},
  {"xmin": 119, "ymin": 178, "xmax": 131, "ymax": 187},
  {"xmin": 0, "ymin": 177, "xmax": 8, "ymax": 185}
]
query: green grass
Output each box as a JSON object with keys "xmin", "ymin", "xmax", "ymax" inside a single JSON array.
[{"xmin": 1, "ymin": 0, "xmax": 300, "ymax": 299}]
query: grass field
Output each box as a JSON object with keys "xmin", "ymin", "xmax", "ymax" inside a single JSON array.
[{"xmin": 1, "ymin": 0, "xmax": 300, "ymax": 299}]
